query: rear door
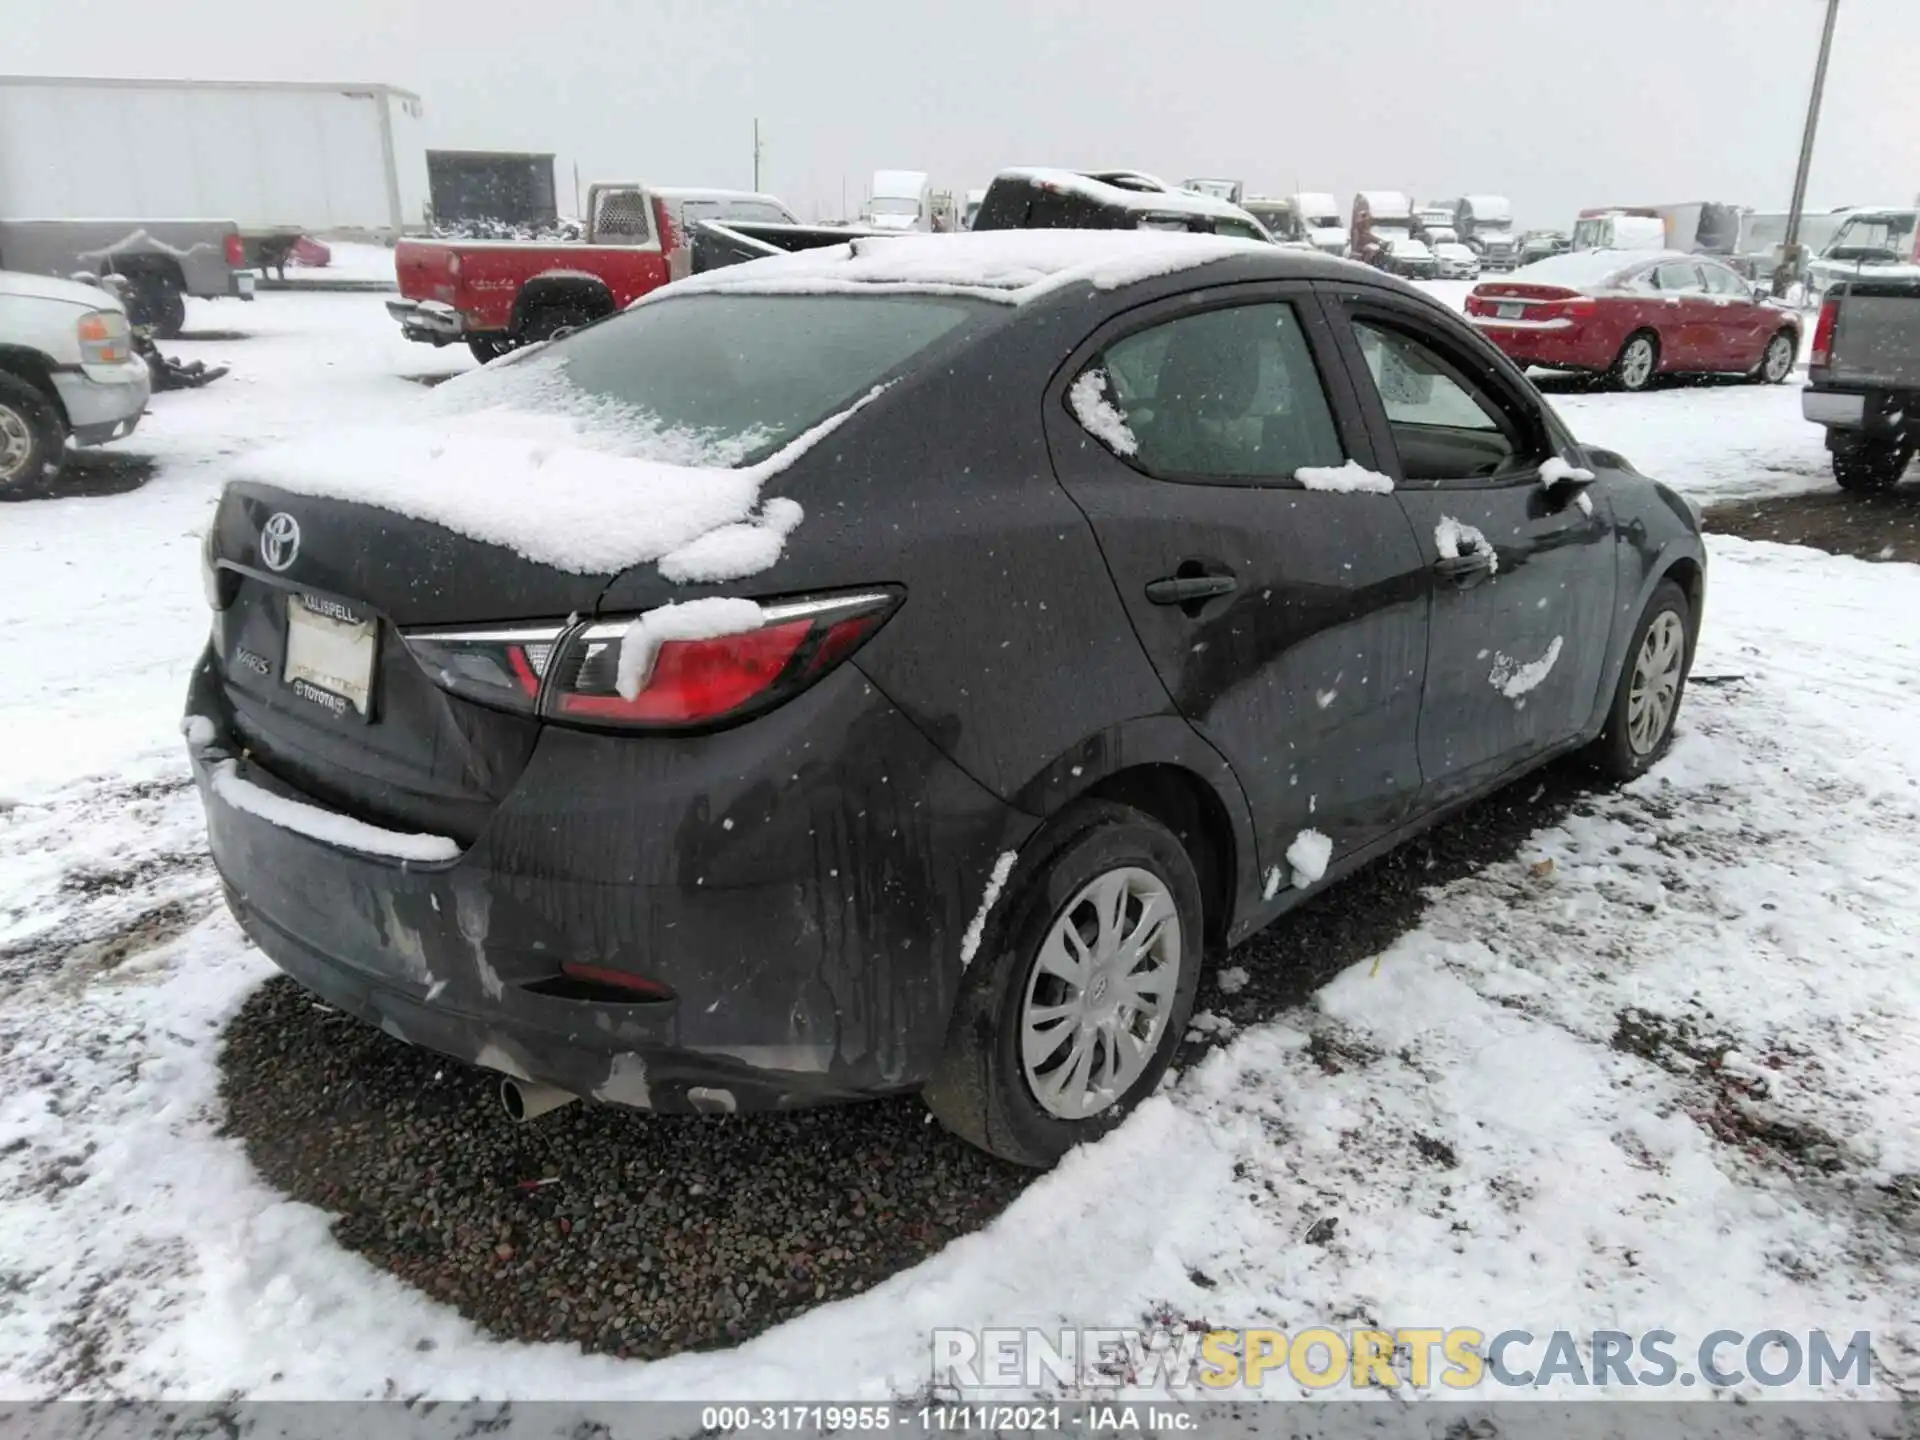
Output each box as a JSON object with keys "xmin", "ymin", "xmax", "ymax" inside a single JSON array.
[
  {"xmin": 1043, "ymin": 283, "xmax": 1430, "ymax": 883},
  {"xmin": 1319, "ymin": 288, "xmax": 1616, "ymax": 804}
]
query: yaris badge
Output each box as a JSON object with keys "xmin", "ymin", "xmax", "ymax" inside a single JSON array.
[{"xmin": 260, "ymin": 512, "xmax": 300, "ymax": 571}]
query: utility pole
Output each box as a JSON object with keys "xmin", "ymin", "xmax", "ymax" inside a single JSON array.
[
  {"xmin": 752, "ymin": 118, "xmax": 764, "ymax": 193},
  {"xmin": 1775, "ymin": 0, "xmax": 1841, "ymax": 297}
]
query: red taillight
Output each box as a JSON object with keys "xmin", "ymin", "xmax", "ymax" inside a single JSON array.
[
  {"xmin": 655, "ymin": 197, "xmax": 679, "ymax": 253},
  {"xmin": 224, "ymin": 233, "xmax": 246, "ymax": 266},
  {"xmin": 557, "ymin": 619, "xmax": 813, "ymax": 723},
  {"xmin": 1466, "ymin": 293, "xmax": 1488, "ymax": 316},
  {"xmin": 557, "ymin": 961, "xmax": 674, "ymax": 1000},
  {"xmin": 403, "ymin": 590, "xmax": 900, "ymax": 731},
  {"xmin": 1810, "ymin": 298, "xmax": 1839, "ymax": 368}
]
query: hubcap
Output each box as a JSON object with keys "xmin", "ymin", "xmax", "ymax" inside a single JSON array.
[
  {"xmin": 1020, "ymin": 866, "xmax": 1181, "ymax": 1122},
  {"xmin": 0, "ymin": 403, "xmax": 33, "ymax": 483},
  {"xmin": 1628, "ymin": 610, "xmax": 1686, "ymax": 756},
  {"xmin": 1621, "ymin": 339, "xmax": 1655, "ymax": 388},
  {"xmin": 1764, "ymin": 335, "xmax": 1794, "ymax": 382}
]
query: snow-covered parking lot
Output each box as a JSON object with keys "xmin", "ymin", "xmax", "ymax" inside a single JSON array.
[{"xmin": 1, "ymin": 284, "xmax": 1916, "ymax": 1407}]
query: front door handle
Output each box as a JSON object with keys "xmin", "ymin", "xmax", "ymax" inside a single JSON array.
[
  {"xmin": 1433, "ymin": 550, "xmax": 1496, "ymax": 587},
  {"xmin": 1146, "ymin": 573, "xmax": 1238, "ymax": 606}
]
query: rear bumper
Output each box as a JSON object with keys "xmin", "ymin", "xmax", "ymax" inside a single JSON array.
[
  {"xmin": 185, "ymin": 652, "xmax": 1034, "ymax": 1113},
  {"xmin": 1470, "ymin": 318, "xmax": 1604, "ymax": 371},
  {"xmin": 52, "ymin": 360, "xmax": 150, "ymax": 445},
  {"xmin": 386, "ymin": 297, "xmax": 467, "ymax": 345},
  {"xmin": 1803, "ymin": 384, "xmax": 1916, "ymax": 438}
]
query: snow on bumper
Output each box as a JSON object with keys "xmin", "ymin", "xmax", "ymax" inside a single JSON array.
[{"xmin": 183, "ymin": 653, "xmax": 1034, "ymax": 1111}]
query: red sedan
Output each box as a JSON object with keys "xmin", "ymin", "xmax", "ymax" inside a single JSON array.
[{"xmin": 1465, "ymin": 250, "xmax": 1800, "ymax": 391}]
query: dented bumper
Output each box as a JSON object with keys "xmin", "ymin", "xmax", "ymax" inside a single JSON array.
[{"xmin": 186, "ymin": 653, "xmax": 1034, "ymax": 1113}]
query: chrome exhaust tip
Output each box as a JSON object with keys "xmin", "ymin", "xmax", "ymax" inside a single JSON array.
[{"xmin": 499, "ymin": 1077, "xmax": 579, "ymax": 1123}]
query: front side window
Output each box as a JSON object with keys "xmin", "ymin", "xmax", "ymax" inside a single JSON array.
[
  {"xmin": 1701, "ymin": 263, "xmax": 1749, "ymax": 297},
  {"xmin": 1072, "ymin": 302, "xmax": 1343, "ymax": 482},
  {"xmin": 1347, "ymin": 319, "xmax": 1520, "ymax": 482}
]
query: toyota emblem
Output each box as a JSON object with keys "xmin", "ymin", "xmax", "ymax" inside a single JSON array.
[{"xmin": 260, "ymin": 512, "xmax": 300, "ymax": 572}]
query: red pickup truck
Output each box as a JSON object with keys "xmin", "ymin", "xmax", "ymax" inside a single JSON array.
[{"xmin": 387, "ymin": 184, "xmax": 800, "ymax": 362}]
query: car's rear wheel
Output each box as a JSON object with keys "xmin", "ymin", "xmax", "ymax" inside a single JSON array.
[
  {"xmin": 1831, "ymin": 437, "xmax": 1914, "ymax": 493},
  {"xmin": 466, "ymin": 336, "xmax": 514, "ymax": 364},
  {"xmin": 1610, "ymin": 331, "xmax": 1660, "ymax": 392},
  {"xmin": 922, "ymin": 801, "xmax": 1203, "ymax": 1168},
  {"xmin": 1755, "ymin": 330, "xmax": 1796, "ymax": 385},
  {"xmin": 1589, "ymin": 579, "xmax": 1691, "ymax": 781},
  {"xmin": 0, "ymin": 372, "xmax": 66, "ymax": 499}
]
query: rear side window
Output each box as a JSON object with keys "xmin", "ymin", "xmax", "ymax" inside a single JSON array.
[
  {"xmin": 446, "ymin": 293, "xmax": 988, "ymax": 465},
  {"xmin": 1072, "ymin": 302, "xmax": 1343, "ymax": 482},
  {"xmin": 1653, "ymin": 262, "xmax": 1705, "ymax": 293}
]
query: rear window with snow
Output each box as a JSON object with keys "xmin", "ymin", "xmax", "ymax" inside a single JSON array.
[{"xmin": 449, "ymin": 293, "xmax": 989, "ymax": 466}]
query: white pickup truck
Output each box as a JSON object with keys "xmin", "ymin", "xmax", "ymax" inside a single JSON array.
[{"xmin": 0, "ymin": 270, "xmax": 151, "ymax": 494}]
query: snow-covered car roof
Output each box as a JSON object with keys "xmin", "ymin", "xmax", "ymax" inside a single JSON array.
[
  {"xmin": 1385, "ymin": 236, "xmax": 1433, "ymax": 255},
  {"xmin": 652, "ymin": 229, "xmax": 1284, "ymax": 305},
  {"xmin": 1434, "ymin": 241, "xmax": 1476, "ymax": 258},
  {"xmin": 1498, "ymin": 248, "xmax": 1684, "ymax": 289}
]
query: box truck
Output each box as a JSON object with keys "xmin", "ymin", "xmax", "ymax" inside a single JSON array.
[{"xmin": 0, "ymin": 76, "xmax": 429, "ymax": 332}]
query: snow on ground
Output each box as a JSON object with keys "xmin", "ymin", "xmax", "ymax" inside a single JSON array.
[
  {"xmin": 1, "ymin": 288, "xmax": 1915, "ymax": 1404},
  {"xmin": 0, "ymin": 294, "xmax": 468, "ymax": 802},
  {"xmin": 279, "ymin": 239, "xmax": 401, "ymax": 287}
]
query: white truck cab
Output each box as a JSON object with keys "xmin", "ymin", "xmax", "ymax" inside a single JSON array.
[
  {"xmin": 867, "ymin": 171, "xmax": 933, "ymax": 232},
  {"xmin": 0, "ymin": 269, "xmax": 150, "ymax": 492}
]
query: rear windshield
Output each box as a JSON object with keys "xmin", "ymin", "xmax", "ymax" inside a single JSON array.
[{"xmin": 441, "ymin": 292, "xmax": 987, "ymax": 466}]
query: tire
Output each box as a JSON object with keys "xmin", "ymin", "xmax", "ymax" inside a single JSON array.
[
  {"xmin": 466, "ymin": 336, "xmax": 514, "ymax": 364},
  {"xmin": 0, "ymin": 371, "xmax": 67, "ymax": 499},
  {"xmin": 1831, "ymin": 438, "xmax": 1913, "ymax": 493},
  {"xmin": 1753, "ymin": 329, "xmax": 1796, "ymax": 385},
  {"xmin": 922, "ymin": 801, "xmax": 1204, "ymax": 1168},
  {"xmin": 128, "ymin": 274, "xmax": 187, "ymax": 340},
  {"xmin": 522, "ymin": 305, "xmax": 592, "ymax": 345},
  {"xmin": 1609, "ymin": 331, "xmax": 1660, "ymax": 392},
  {"xmin": 1588, "ymin": 579, "xmax": 1691, "ymax": 781}
]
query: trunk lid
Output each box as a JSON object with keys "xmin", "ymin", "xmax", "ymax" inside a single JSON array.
[{"xmin": 205, "ymin": 483, "xmax": 609, "ymax": 842}]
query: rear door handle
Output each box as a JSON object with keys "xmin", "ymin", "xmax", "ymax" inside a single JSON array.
[{"xmin": 1146, "ymin": 573, "xmax": 1238, "ymax": 605}]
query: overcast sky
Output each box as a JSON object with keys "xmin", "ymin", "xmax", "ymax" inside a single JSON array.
[{"xmin": 12, "ymin": 0, "xmax": 1918, "ymax": 227}]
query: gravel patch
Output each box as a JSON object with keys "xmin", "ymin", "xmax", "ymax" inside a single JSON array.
[
  {"xmin": 218, "ymin": 757, "xmax": 1594, "ymax": 1358},
  {"xmin": 1704, "ymin": 484, "xmax": 1920, "ymax": 563}
]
